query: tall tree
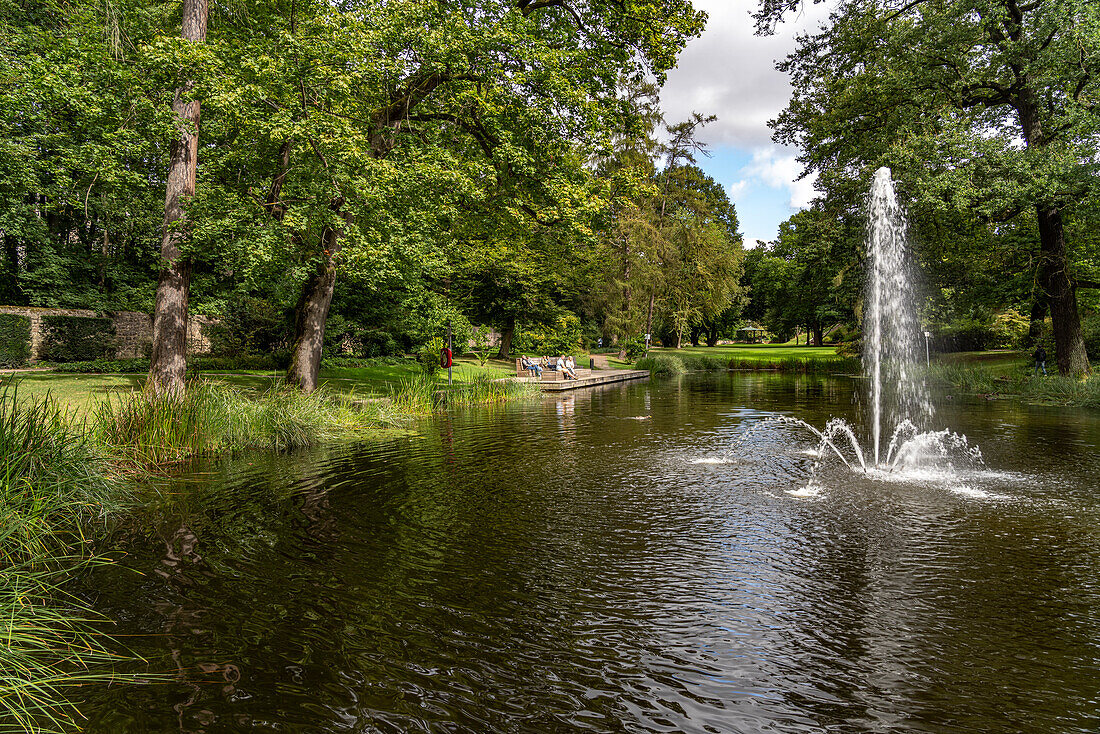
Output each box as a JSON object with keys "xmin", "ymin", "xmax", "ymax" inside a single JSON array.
[
  {"xmin": 770, "ymin": 0, "xmax": 1100, "ymax": 374},
  {"xmin": 149, "ymin": 0, "xmax": 208, "ymax": 396},
  {"xmin": 291, "ymin": 0, "xmax": 703, "ymax": 389}
]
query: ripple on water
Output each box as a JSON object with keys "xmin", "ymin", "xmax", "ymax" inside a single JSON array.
[{"xmin": 77, "ymin": 376, "xmax": 1100, "ymax": 734}]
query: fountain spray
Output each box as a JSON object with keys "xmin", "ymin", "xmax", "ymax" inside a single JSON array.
[{"xmin": 865, "ymin": 167, "xmax": 932, "ymax": 464}]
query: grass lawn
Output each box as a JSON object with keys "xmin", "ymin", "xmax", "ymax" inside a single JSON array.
[
  {"xmin": 2, "ymin": 357, "xmax": 519, "ymax": 415},
  {"xmin": 603, "ymin": 344, "xmax": 845, "ymax": 367},
  {"xmin": 935, "ymin": 350, "xmax": 1028, "ymax": 375}
]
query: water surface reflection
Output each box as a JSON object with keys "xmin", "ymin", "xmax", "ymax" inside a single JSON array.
[{"xmin": 81, "ymin": 374, "xmax": 1100, "ymax": 733}]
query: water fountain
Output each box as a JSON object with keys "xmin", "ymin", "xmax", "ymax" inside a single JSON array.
[{"xmin": 723, "ymin": 167, "xmax": 982, "ymax": 486}]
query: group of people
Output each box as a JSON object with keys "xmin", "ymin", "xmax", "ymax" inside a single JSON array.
[{"xmin": 520, "ymin": 355, "xmax": 578, "ymax": 380}]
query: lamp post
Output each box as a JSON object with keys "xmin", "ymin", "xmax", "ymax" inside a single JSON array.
[{"xmin": 923, "ymin": 331, "xmax": 931, "ymax": 367}]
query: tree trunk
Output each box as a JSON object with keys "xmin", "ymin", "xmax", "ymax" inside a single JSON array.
[
  {"xmin": 812, "ymin": 325, "xmax": 823, "ymax": 347},
  {"xmin": 689, "ymin": 325, "xmax": 701, "ymax": 347},
  {"xmin": 672, "ymin": 328, "xmax": 682, "ymax": 349},
  {"xmin": 645, "ymin": 291, "xmax": 655, "ymax": 341},
  {"xmin": 285, "ymin": 210, "xmax": 350, "ymax": 392},
  {"xmin": 148, "ymin": 0, "xmax": 207, "ymax": 398},
  {"xmin": 495, "ymin": 315, "xmax": 515, "ymax": 359},
  {"xmin": 1026, "ymin": 291, "xmax": 1046, "ymax": 347},
  {"xmin": 706, "ymin": 323, "xmax": 719, "ymax": 347},
  {"xmin": 1036, "ymin": 206, "xmax": 1089, "ymax": 376}
]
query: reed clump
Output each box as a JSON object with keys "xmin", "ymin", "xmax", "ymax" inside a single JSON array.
[
  {"xmin": 0, "ymin": 387, "xmax": 129, "ymax": 732},
  {"xmin": 92, "ymin": 380, "xmax": 385, "ymax": 465},
  {"xmin": 390, "ymin": 374, "xmax": 539, "ymax": 414},
  {"xmin": 636, "ymin": 355, "xmax": 687, "ymax": 376},
  {"xmin": 927, "ymin": 362, "xmax": 1100, "ymax": 407},
  {"xmin": 727, "ymin": 356, "xmax": 860, "ymax": 373}
]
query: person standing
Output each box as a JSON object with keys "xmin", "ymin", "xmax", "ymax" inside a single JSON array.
[{"xmin": 1033, "ymin": 345, "xmax": 1047, "ymax": 376}]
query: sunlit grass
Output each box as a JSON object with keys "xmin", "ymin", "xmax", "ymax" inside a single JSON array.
[{"xmin": 92, "ymin": 380, "xmax": 393, "ymax": 466}]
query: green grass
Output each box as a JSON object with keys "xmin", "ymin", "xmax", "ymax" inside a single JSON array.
[
  {"xmin": 2, "ymin": 357, "xmax": 518, "ymax": 416},
  {"xmin": 0, "ymin": 387, "xmax": 134, "ymax": 732},
  {"xmin": 928, "ymin": 359, "xmax": 1100, "ymax": 407},
  {"xmin": 92, "ymin": 380, "xmax": 392, "ymax": 466}
]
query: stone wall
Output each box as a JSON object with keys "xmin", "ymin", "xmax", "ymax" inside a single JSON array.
[{"xmin": 0, "ymin": 306, "xmax": 217, "ymax": 361}]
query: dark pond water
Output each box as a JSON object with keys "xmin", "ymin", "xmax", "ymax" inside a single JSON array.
[{"xmin": 79, "ymin": 374, "xmax": 1100, "ymax": 733}]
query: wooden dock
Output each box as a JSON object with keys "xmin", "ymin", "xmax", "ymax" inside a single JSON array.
[{"xmin": 528, "ymin": 369, "xmax": 649, "ymax": 392}]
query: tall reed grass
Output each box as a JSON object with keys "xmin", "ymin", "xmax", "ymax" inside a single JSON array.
[
  {"xmin": 727, "ymin": 356, "xmax": 861, "ymax": 373},
  {"xmin": 0, "ymin": 387, "xmax": 129, "ymax": 732},
  {"xmin": 390, "ymin": 374, "xmax": 540, "ymax": 414},
  {"xmin": 92, "ymin": 380, "xmax": 385, "ymax": 465},
  {"xmin": 927, "ymin": 362, "xmax": 1100, "ymax": 407}
]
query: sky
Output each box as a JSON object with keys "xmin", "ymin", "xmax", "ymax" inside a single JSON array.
[{"xmin": 660, "ymin": 0, "xmax": 834, "ymax": 248}]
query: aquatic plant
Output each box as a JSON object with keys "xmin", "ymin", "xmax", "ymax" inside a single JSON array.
[
  {"xmin": 636, "ymin": 355, "xmax": 687, "ymax": 376},
  {"xmin": 726, "ymin": 356, "xmax": 860, "ymax": 373},
  {"xmin": 389, "ymin": 374, "xmax": 538, "ymax": 413},
  {"xmin": 0, "ymin": 386, "xmax": 129, "ymax": 732},
  {"xmin": 92, "ymin": 380, "xmax": 384, "ymax": 465}
]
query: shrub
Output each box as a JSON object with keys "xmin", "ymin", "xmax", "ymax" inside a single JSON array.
[
  {"xmin": 39, "ymin": 314, "xmax": 117, "ymax": 361},
  {"xmin": 469, "ymin": 325, "xmax": 494, "ymax": 367},
  {"xmin": 990, "ymin": 309, "xmax": 1029, "ymax": 349},
  {"xmin": 514, "ymin": 312, "xmax": 582, "ymax": 355},
  {"xmin": 835, "ymin": 339, "xmax": 861, "ymax": 357},
  {"xmin": 190, "ymin": 354, "xmax": 284, "ymax": 371},
  {"xmin": 321, "ymin": 355, "xmax": 413, "ymax": 369},
  {"xmin": 0, "ymin": 314, "xmax": 31, "ymax": 367},
  {"xmin": 358, "ymin": 328, "xmax": 401, "ymax": 358},
  {"xmin": 51, "ymin": 358, "xmax": 150, "ymax": 373},
  {"xmin": 1081, "ymin": 313, "xmax": 1100, "ymax": 359},
  {"xmin": 417, "ymin": 336, "xmax": 444, "ymax": 376},
  {"xmin": 932, "ymin": 317, "xmax": 996, "ymax": 352}
]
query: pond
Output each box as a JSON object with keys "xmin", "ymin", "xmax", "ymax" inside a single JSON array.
[{"xmin": 79, "ymin": 374, "xmax": 1100, "ymax": 733}]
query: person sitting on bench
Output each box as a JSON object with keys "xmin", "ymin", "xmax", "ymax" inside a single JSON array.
[
  {"xmin": 521, "ymin": 355, "xmax": 542, "ymax": 377},
  {"xmin": 560, "ymin": 355, "xmax": 577, "ymax": 380},
  {"xmin": 544, "ymin": 355, "xmax": 558, "ymax": 371}
]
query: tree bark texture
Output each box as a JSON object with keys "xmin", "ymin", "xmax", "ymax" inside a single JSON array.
[
  {"xmin": 1035, "ymin": 206, "xmax": 1090, "ymax": 376},
  {"xmin": 148, "ymin": 0, "xmax": 207, "ymax": 397},
  {"xmin": 812, "ymin": 325, "xmax": 823, "ymax": 347},
  {"xmin": 285, "ymin": 211, "xmax": 351, "ymax": 392}
]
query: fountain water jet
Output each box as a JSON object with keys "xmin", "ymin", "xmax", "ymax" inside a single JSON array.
[
  {"xmin": 865, "ymin": 167, "xmax": 932, "ymax": 464},
  {"xmin": 718, "ymin": 168, "xmax": 984, "ymax": 490}
]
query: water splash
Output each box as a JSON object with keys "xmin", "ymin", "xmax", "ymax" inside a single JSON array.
[{"xmin": 710, "ymin": 169, "xmax": 989, "ymax": 496}]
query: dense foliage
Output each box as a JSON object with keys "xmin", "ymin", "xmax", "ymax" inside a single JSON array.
[
  {"xmin": 38, "ymin": 315, "xmax": 117, "ymax": 362},
  {"xmin": 0, "ymin": 314, "xmax": 31, "ymax": 367},
  {"xmin": 764, "ymin": 0, "xmax": 1100, "ymax": 373}
]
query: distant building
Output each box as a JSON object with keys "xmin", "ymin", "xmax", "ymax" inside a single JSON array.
[{"xmin": 736, "ymin": 323, "xmax": 766, "ymax": 343}]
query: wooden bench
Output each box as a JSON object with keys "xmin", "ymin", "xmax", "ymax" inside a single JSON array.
[{"xmin": 514, "ymin": 357, "xmax": 590, "ymax": 381}]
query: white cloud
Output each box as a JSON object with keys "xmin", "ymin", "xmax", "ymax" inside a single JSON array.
[
  {"xmin": 728, "ymin": 179, "xmax": 749, "ymax": 199},
  {"xmin": 744, "ymin": 147, "xmax": 818, "ymax": 208},
  {"xmin": 660, "ymin": 0, "xmax": 834, "ymax": 148}
]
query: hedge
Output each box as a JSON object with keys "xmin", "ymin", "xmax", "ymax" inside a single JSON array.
[
  {"xmin": 0, "ymin": 314, "xmax": 32, "ymax": 367},
  {"xmin": 39, "ymin": 315, "xmax": 117, "ymax": 362}
]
